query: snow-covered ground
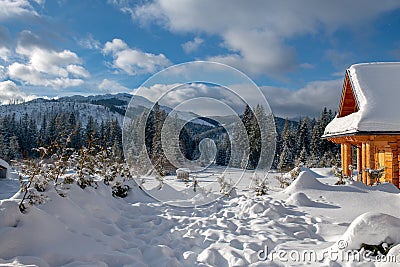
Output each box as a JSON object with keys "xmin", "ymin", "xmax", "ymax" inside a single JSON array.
[{"xmin": 0, "ymin": 167, "xmax": 399, "ymax": 266}]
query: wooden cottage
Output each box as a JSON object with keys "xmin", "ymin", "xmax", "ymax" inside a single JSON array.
[{"xmin": 323, "ymin": 62, "xmax": 400, "ymax": 188}]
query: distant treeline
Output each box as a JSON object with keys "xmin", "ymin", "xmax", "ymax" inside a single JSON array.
[
  {"xmin": 0, "ymin": 112, "xmax": 122, "ymax": 160},
  {"xmin": 0, "ymin": 105, "xmax": 340, "ymax": 171},
  {"xmin": 274, "ymin": 108, "xmax": 340, "ymax": 170}
]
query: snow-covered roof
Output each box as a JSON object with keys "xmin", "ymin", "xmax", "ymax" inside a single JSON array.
[
  {"xmin": 0, "ymin": 158, "xmax": 10, "ymax": 179},
  {"xmin": 324, "ymin": 62, "xmax": 400, "ymax": 137},
  {"xmin": 0, "ymin": 158, "xmax": 9, "ymax": 169},
  {"xmin": 176, "ymin": 168, "xmax": 191, "ymax": 174}
]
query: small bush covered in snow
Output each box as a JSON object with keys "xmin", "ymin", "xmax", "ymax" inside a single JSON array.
[
  {"xmin": 365, "ymin": 167, "xmax": 385, "ymax": 185},
  {"xmin": 13, "ymin": 142, "xmax": 136, "ymax": 213},
  {"xmin": 332, "ymin": 165, "xmax": 348, "ymax": 185},
  {"xmin": 253, "ymin": 175, "xmax": 269, "ymax": 196},
  {"xmin": 217, "ymin": 174, "xmax": 236, "ymax": 197},
  {"xmin": 112, "ymin": 182, "xmax": 131, "ymax": 198}
]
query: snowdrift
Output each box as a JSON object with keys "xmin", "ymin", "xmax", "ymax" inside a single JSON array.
[
  {"xmin": 336, "ymin": 212, "xmax": 400, "ymax": 250},
  {"xmin": 284, "ymin": 170, "xmax": 330, "ymax": 195}
]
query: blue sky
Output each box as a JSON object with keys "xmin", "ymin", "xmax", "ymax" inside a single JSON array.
[{"xmin": 1, "ymin": 0, "xmax": 400, "ymax": 118}]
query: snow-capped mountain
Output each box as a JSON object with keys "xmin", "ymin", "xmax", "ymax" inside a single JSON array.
[{"xmin": 0, "ymin": 93, "xmax": 216, "ymax": 128}]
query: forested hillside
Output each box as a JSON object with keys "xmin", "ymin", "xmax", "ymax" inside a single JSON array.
[{"xmin": 0, "ymin": 95, "xmax": 339, "ymax": 171}]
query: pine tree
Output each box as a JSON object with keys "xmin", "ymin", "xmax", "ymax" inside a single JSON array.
[
  {"xmin": 8, "ymin": 136, "xmax": 21, "ymax": 160},
  {"xmin": 46, "ymin": 114, "xmax": 58, "ymax": 146},
  {"xmin": 277, "ymin": 142, "xmax": 293, "ymax": 172},
  {"xmin": 67, "ymin": 113, "xmax": 82, "ymax": 150},
  {"xmin": 27, "ymin": 117, "xmax": 38, "ymax": 157},
  {"xmin": 39, "ymin": 114, "xmax": 47, "ymax": 146},
  {"xmin": 85, "ymin": 116, "xmax": 99, "ymax": 147},
  {"xmin": 0, "ymin": 134, "xmax": 9, "ymax": 160},
  {"xmin": 277, "ymin": 119, "xmax": 294, "ymax": 171},
  {"xmin": 295, "ymin": 117, "xmax": 311, "ymax": 159},
  {"xmin": 298, "ymin": 145, "xmax": 307, "ymax": 164}
]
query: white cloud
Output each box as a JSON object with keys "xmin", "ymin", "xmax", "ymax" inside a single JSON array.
[
  {"xmin": 98, "ymin": 79, "xmax": 131, "ymax": 93},
  {"xmin": 135, "ymin": 82, "xmax": 264, "ymax": 116},
  {"xmin": 0, "ymin": 0, "xmax": 40, "ymax": 20},
  {"xmin": 66, "ymin": 65, "xmax": 90, "ymax": 78},
  {"xmin": 8, "ymin": 62, "xmax": 84, "ymax": 88},
  {"xmin": 78, "ymin": 34, "xmax": 101, "ymax": 50},
  {"xmin": 182, "ymin": 37, "xmax": 203, "ymax": 53},
  {"xmin": 0, "ymin": 47, "xmax": 10, "ymax": 62},
  {"xmin": 103, "ymin": 38, "xmax": 172, "ymax": 75},
  {"xmin": 261, "ymin": 79, "xmax": 343, "ymax": 118},
  {"xmin": 0, "ymin": 80, "xmax": 39, "ymax": 104},
  {"xmin": 116, "ymin": 0, "xmax": 400, "ymax": 77},
  {"xmin": 133, "ymin": 79, "xmax": 343, "ymax": 118},
  {"xmin": 7, "ymin": 30, "xmax": 89, "ymax": 88}
]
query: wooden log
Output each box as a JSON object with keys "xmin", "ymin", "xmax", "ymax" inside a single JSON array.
[
  {"xmin": 365, "ymin": 141, "xmax": 375, "ymax": 185},
  {"xmin": 362, "ymin": 142, "xmax": 367, "ymax": 184},
  {"xmin": 341, "ymin": 143, "xmax": 352, "ymax": 177},
  {"xmin": 392, "ymin": 146, "xmax": 399, "ymax": 188},
  {"xmin": 357, "ymin": 146, "xmax": 362, "ymax": 181}
]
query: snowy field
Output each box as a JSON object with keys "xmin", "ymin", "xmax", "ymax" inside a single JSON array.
[{"xmin": 0, "ymin": 167, "xmax": 400, "ymax": 266}]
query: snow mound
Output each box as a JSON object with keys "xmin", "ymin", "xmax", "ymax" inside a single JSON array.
[
  {"xmin": 0, "ymin": 200, "xmax": 21, "ymax": 227},
  {"xmin": 284, "ymin": 170, "xmax": 328, "ymax": 194},
  {"xmin": 373, "ymin": 182, "xmax": 400, "ymax": 194},
  {"xmin": 298, "ymin": 167, "xmax": 324, "ymax": 178},
  {"xmin": 286, "ymin": 192, "xmax": 315, "ymax": 206},
  {"xmin": 381, "ymin": 244, "xmax": 400, "ymax": 267},
  {"xmin": 337, "ymin": 212, "xmax": 400, "ymax": 250}
]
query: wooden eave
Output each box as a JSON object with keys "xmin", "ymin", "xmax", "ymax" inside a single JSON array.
[
  {"xmin": 338, "ymin": 71, "xmax": 359, "ymax": 118},
  {"xmin": 328, "ymin": 133, "xmax": 400, "ymax": 145},
  {"xmin": 324, "ymin": 130, "xmax": 400, "ymax": 140}
]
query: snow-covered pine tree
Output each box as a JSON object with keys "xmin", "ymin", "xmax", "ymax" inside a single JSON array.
[
  {"xmin": 277, "ymin": 119, "xmax": 295, "ymax": 171},
  {"xmin": 0, "ymin": 134, "xmax": 9, "ymax": 160},
  {"xmin": 298, "ymin": 145, "xmax": 307, "ymax": 164},
  {"xmin": 85, "ymin": 116, "xmax": 98, "ymax": 147},
  {"xmin": 295, "ymin": 117, "xmax": 311, "ymax": 159}
]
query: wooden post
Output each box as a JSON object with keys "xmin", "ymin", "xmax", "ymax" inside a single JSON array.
[
  {"xmin": 341, "ymin": 143, "xmax": 345, "ymax": 170},
  {"xmin": 365, "ymin": 141, "xmax": 375, "ymax": 185},
  {"xmin": 362, "ymin": 142, "xmax": 367, "ymax": 184},
  {"xmin": 341, "ymin": 143, "xmax": 352, "ymax": 177},
  {"xmin": 356, "ymin": 146, "xmax": 362, "ymax": 181},
  {"xmin": 391, "ymin": 145, "xmax": 399, "ymax": 188}
]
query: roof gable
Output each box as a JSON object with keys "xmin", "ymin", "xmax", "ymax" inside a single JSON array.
[
  {"xmin": 324, "ymin": 62, "xmax": 400, "ymax": 137},
  {"xmin": 338, "ymin": 71, "xmax": 359, "ymax": 118}
]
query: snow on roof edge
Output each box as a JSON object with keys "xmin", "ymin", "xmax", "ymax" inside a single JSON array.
[{"xmin": 324, "ymin": 62, "xmax": 400, "ymax": 137}]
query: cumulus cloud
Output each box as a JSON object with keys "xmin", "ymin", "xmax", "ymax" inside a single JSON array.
[
  {"xmin": 0, "ymin": 80, "xmax": 39, "ymax": 104},
  {"xmin": 0, "ymin": 0, "xmax": 41, "ymax": 21},
  {"xmin": 98, "ymin": 79, "xmax": 131, "ymax": 93},
  {"xmin": 66, "ymin": 65, "xmax": 90, "ymax": 78},
  {"xmin": 112, "ymin": 0, "xmax": 400, "ymax": 77},
  {"xmin": 7, "ymin": 30, "xmax": 89, "ymax": 88},
  {"xmin": 103, "ymin": 38, "xmax": 172, "ymax": 75},
  {"xmin": 261, "ymin": 79, "xmax": 343, "ymax": 118},
  {"xmin": 133, "ymin": 78, "xmax": 343, "ymax": 118},
  {"xmin": 134, "ymin": 82, "xmax": 272, "ymax": 116},
  {"xmin": 182, "ymin": 37, "xmax": 203, "ymax": 53}
]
